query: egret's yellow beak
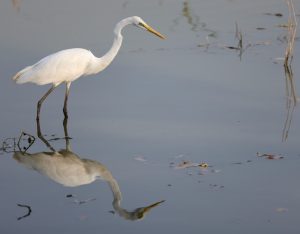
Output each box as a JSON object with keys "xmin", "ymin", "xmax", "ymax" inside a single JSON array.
[
  {"xmin": 140, "ymin": 23, "xmax": 166, "ymax": 39},
  {"xmin": 143, "ymin": 200, "xmax": 165, "ymax": 213}
]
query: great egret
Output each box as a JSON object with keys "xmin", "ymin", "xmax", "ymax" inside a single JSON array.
[{"xmin": 12, "ymin": 16, "xmax": 165, "ymax": 120}]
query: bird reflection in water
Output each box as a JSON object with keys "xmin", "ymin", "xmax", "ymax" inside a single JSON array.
[{"xmin": 13, "ymin": 119, "xmax": 164, "ymax": 221}]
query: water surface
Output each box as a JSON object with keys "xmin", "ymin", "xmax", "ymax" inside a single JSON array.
[{"xmin": 1, "ymin": 0, "xmax": 300, "ymax": 233}]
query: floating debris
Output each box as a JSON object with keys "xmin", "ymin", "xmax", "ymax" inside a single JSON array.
[
  {"xmin": 174, "ymin": 154, "xmax": 185, "ymax": 159},
  {"xmin": 257, "ymin": 152, "xmax": 284, "ymax": 160},
  {"xmin": 199, "ymin": 163, "xmax": 208, "ymax": 168},
  {"xmin": 74, "ymin": 198, "xmax": 97, "ymax": 205},
  {"xmin": 211, "ymin": 169, "xmax": 221, "ymax": 174},
  {"xmin": 66, "ymin": 194, "xmax": 96, "ymax": 205},
  {"xmin": 209, "ymin": 184, "xmax": 225, "ymax": 189},
  {"xmin": 256, "ymin": 27, "xmax": 267, "ymax": 30},
  {"xmin": 174, "ymin": 160, "xmax": 209, "ymax": 169},
  {"xmin": 264, "ymin": 12, "xmax": 283, "ymax": 17},
  {"xmin": 232, "ymin": 162, "xmax": 243, "ymax": 165},
  {"xmin": 276, "ymin": 207, "xmax": 288, "ymax": 213},
  {"xmin": 224, "ymin": 46, "xmax": 240, "ymax": 50},
  {"xmin": 134, "ymin": 156, "xmax": 147, "ymax": 162},
  {"xmin": 277, "ymin": 23, "xmax": 289, "ymax": 28}
]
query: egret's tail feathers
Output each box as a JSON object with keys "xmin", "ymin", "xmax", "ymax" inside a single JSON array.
[{"xmin": 12, "ymin": 66, "xmax": 33, "ymax": 84}]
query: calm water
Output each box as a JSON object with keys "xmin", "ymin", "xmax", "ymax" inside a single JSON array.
[{"xmin": 1, "ymin": 0, "xmax": 300, "ymax": 233}]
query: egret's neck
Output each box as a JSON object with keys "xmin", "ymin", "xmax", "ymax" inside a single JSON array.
[
  {"xmin": 107, "ymin": 176, "xmax": 122, "ymax": 202},
  {"xmin": 103, "ymin": 171, "xmax": 128, "ymax": 218},
  {"xmin": 89, "ymin": 17, "xmax": 134, "ymax": 75},
  {"xmin": 100, "ymin": 34, "xmax": 123, "ymax": 67}
]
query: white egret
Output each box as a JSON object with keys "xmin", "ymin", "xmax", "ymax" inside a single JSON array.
[{"xmin": 12, "ymin": 16, "xmax": 165, "ymax": 120}]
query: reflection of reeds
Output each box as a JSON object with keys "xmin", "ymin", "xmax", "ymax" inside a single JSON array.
[
  {"xmin": 282, "ymin": 64, "xmax": 296, "ymax": 141},
  {"xmin": 235, "ymin": 22, "xmax": 244, "ymax": 59},
  {"xmin": 284, "ymin": 63, "xmax": 297, "ymax": 104},
  {"xmin": 282, "ymin": 0, "xmax": 298, "ymax": 141},
  {"xmin": 182, "ymin": 0, "xmax": 200, "ymax": 32},
  {"xmin": 284, "ymin": 0, "xmax": 297, "ymax": 67}
]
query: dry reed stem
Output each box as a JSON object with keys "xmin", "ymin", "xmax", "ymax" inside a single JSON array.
[{"xmin": 284, "ymin": 0, "xmax": 297, "ymax": 66}]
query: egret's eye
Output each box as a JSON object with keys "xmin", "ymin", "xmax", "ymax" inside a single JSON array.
[{"xmin": 138, "ymin": 22, "xmax": 145, "ymax": 27}]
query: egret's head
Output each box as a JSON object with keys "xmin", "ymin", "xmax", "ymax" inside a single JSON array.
[
  {"xmin": 118, "ymin": 200, "xmax": 165, "ymax": 221},
  {"xmin": 132, "ymin": 16, "xmax": 165, "ymax": 39}
]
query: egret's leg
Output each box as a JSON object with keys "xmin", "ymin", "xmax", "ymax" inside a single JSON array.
[
  {"xmin": 36, "ymin": 85, "xmax": 57, "ymax": 121},
  {"xmin": 36, "ymin": 117, "xmax": 55, "ymax": 152},
  {"xmin": 63, "ymin": 116, "xmax": 71, "ymax": 151},
  {"xmin": 63, "ymin": 82, "xmax": 71, "ymax": 119}
]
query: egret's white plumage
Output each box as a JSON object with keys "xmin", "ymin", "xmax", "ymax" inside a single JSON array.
[
  {"xmin": 13, "ymin": 49, "xmax": 101, "ymax": 86},
  {"xmin": 12, "ymin": 16, "xmax": 165, "ymax": 120}
]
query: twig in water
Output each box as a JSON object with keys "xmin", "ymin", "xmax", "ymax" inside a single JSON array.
[
  {"xmin": 17, "ymin": 204, "xmax": 32, "ymax": 220},
  {"xmin": 17, "ymin": 131, "xmax": 36, "ymax": 153}
]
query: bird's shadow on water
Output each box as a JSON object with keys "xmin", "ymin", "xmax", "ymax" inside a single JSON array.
[{"xmin": 11, "ymin": 118, "xmax": 164, "ymax": 221}]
